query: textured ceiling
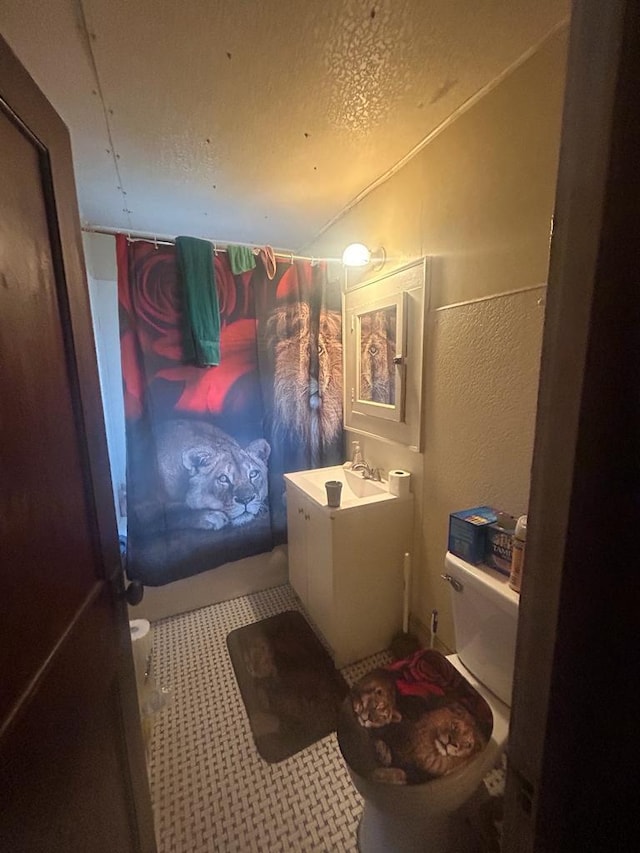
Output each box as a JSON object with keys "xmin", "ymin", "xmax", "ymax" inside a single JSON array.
[{"xmin": 1, "ymin": 0, "xmax": 569, "ymax": 250}]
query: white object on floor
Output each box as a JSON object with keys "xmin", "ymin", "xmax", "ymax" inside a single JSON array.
[{"xmin": 129, "ymin": 618, "xmax": 153, "ymax": 689}]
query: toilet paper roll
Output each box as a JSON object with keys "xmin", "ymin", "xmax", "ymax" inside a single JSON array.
[
  {"xmin": 388, "ymin": 469, "xmax": 411, "ymax": 498},
  {"xmin": 130, "ymin": 619, "xmax": 153, "ymax": 687}
]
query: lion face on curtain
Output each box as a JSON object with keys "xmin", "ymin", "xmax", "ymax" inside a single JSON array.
[{"xmin": 265, "ymin": 302, "xmax": 342, "ymax": 462}]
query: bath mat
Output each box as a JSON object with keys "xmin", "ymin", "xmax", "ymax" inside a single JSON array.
[
  {"xmin": 227, "ymin": 610, "xmax": 349, "ymax": 763},
  {"xmin": 337, "ymin": 649, "xmax": 493, "ymax": 785}
]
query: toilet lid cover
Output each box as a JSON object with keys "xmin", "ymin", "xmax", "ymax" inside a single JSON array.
[{"xmin": 338, "ymin": 649, "xmax": 493, "ymax": 785}]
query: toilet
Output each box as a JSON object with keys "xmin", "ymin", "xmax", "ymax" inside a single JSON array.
[{"xmin": 338, "ymin": 551, "xmax": 520, "ymax": 853}]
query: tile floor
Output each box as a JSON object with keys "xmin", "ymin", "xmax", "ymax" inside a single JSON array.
[{"xmin": 147, "ymin": 583, "xmax": 504, "ymax": 853}]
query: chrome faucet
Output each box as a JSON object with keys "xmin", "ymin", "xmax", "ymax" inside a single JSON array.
[{"xmin": 351, "ymin": 460, "xmax": 382, "ymax": 481}]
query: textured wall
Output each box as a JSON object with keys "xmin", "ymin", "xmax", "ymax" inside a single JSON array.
[
  {"xmin": 421, "ymin": 287, "xmax": 546, "ymax": 645},
  {"xmin": 308, "ymin": 28, "xmax": 568, "ymax": 648}
]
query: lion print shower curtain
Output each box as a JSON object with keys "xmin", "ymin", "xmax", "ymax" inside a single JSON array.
[{"xmin": 117, "ymin": 236, "xmax": 343, "ymax": 586}]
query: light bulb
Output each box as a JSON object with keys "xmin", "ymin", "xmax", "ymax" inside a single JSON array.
[{"xmin": 342, "ymin": 243, "xmax": 371, "ymax": 267}]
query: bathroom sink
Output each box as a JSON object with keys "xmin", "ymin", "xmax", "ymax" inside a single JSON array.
[
  {"xmin": 344, "ymin": 467, "xmax": 389, "ymax": 498},
  {"xmin": 284, "ymin": 464, "xmax": 397, "ymax": 509}
]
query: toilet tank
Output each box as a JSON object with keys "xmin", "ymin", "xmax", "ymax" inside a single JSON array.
[{"xmin": 443, "ymin": 551, "xmax": 520, "ymax": 706}]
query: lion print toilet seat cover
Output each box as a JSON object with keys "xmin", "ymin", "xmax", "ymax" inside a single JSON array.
[{"xmin": 338, "ymin": 649, "xmax": 493, "ymax": 785}]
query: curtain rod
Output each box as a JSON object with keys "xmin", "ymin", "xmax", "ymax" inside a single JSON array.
[{"xmin": 81, "ymin": 225, "xmax": 341, "ymax": 264}]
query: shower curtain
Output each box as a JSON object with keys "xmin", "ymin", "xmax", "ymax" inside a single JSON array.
[{"xmin": 117, "ymin": 236, "xmax": 343, "ymax": 586}]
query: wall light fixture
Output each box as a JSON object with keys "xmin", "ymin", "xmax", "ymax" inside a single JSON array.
[{"xmin": 341, "ymin": 243, "xmax": 386, "ymax": 270}]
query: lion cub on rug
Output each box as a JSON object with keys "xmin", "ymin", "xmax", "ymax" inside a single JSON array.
[
  {"xmin": 242, "ymin": 632, "xmax": 342, "ymax": 731},
  {"xmin": 351, "ymin": 671, "xmax": 485, "ymax": 784}
]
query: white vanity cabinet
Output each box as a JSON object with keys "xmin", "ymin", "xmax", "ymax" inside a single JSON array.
[{"xmin": 284, "ymin": 470, "xmax": 413, "ymax": 667}]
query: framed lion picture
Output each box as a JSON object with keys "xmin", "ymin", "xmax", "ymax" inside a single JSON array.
[
  {"xmin": 354, "ymin": 292, "xmax": 406, "ymax": 422},
  {"xmin": 343, "ymin": 258, "xmax": 428, "ymax": 450}
]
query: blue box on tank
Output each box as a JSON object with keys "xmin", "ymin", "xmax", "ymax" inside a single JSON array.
[{"xmin": 448, "ymin": 506, "xmax": 498, "ymax": 564}]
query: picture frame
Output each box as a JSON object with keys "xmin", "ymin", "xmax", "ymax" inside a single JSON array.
[
  {"xmin": 353, "ymin": 291, "xmax": 406, "ymax": 423},
  {"xmin": 343, "ymin": 258, "xmax": 427, "ymax": 450}
]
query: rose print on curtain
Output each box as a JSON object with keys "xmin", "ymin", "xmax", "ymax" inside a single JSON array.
[{"xmin": 117, "ymin": 236, "xmax": 342, "ymax": 586}]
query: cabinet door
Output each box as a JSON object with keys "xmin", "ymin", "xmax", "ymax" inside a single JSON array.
[
  {"xmin": 285, "ymin": 485, "xmax": 308, "ymax": 604},
  {"xmin": 305, "ymin": 504, "xmax": 334, "ymax": 647}
]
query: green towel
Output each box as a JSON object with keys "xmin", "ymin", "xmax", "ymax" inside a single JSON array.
[
  {"xmin": 226, "ymin": 244, "xmax": 256, "ymax": 275},
  {"xmin": 176, "ymin": 236, "xmax": 220, "ymax": 366}
]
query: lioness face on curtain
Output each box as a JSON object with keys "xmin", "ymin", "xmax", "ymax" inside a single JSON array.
[{"xmin": 117, "ymin": 236, "xmax": 343, "ymax": 586}]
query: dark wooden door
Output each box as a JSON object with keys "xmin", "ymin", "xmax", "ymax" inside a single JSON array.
[
  {"xmin": 0, "ymin": 36, "xmax": 156, "ymax": 853},
  {"xmin": 504, "ymin": 1, "xmax": 640, "ymax": 850}
]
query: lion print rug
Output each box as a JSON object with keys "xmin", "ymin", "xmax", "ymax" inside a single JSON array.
[{"xmin": 227, "ymin": 611, "xmax": 349, "ymax": 763}]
